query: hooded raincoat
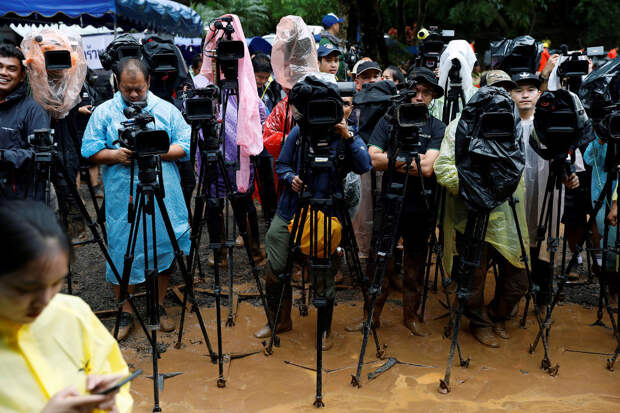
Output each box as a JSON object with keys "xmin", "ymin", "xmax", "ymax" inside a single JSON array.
[{"xmin": 434, "ymin": 114, "xmax": 530, "ymax": 273}]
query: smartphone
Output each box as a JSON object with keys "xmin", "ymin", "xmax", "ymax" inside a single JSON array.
[{"xmin": 93, "ymin": 369, "xmax": 143, "ymax": 395}]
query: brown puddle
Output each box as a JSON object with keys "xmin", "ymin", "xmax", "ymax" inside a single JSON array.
[{"xmin": 123, "ymin": 285, "xmax": 620, "ymax": 412}]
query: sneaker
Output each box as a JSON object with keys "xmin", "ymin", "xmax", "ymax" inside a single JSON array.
[{"xmin": 158, "ymin": 306, "xmax": 176, "ymax": 332}]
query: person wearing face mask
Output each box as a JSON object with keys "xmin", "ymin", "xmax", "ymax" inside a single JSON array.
[
  {"xmin": 81, "ymin": 58, "xmax": 191, "ymax": 341},
  {"xmin": 0, "ymin": 201, "xmax": 132, "ymax": 412}
]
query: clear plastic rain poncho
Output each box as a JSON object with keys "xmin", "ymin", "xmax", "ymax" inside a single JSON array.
[
  {"xmin": 271, "ymin": 15, "xmax": 319, "ymax": 90},
  {"xmin": 21, "ymin": 29, "xmax": 87, "ymax": 119},
  {"xmin": 430, "ymin": 40, "xmax": 478, "ymax": 120},
  {"xmin": 434, "ymin": 115, "xmax": 530, "ymax": 274}
]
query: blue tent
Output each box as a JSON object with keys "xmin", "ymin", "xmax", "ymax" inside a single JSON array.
[{"xmin": 0, "ymin": 0, "xmax": 203, "ymax": 37}]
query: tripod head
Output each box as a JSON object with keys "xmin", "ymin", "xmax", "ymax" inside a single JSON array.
[{"xmin": 28, "ymin": 128, "xmax": 56, "ymax": 164}]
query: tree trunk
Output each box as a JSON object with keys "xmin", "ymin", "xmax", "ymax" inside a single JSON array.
[
  {"xmin": 345, "ymin": 1, "xmax": 360, "ymax": 46},
  {"xmin": 357, "ymin": 0, "xmax": 388, "ymax": 64},
  {"xmin": 397, "ymin": 0, "xmax": 405, "ymax": 43}
]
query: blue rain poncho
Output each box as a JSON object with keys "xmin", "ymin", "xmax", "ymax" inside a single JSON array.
[{"xmin": 82, "ymin": 91, "xmax": 191, "ymax": 284}]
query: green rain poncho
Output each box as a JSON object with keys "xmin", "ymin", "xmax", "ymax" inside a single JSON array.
[{"xmin": 434, "ymin": 115, "xmax": 530, "ymax": 274}]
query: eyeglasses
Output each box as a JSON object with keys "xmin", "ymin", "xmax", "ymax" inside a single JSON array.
[{"xmin": 343, "ymin": 102, "xmax": 353, "ymax": 107}]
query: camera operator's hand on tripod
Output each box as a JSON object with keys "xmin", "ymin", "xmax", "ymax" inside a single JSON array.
[
  {"xmin": 291, "ymin": 175, "xmax": 304, "ymax": 193},
  {"xmin": 608, "ymin": 201, "xmax": 618, "ymax": 227},
  {"xmin": 563, "ymin": 173, "xmax": 579, "ymax": 189},
  {"xmin": 42, "ymin": 385, "xmax": 117, "ymax": 413}
]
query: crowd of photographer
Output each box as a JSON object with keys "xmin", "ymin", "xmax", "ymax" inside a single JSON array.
[{"xmin": 1, "ymin": 8, "xmax": 620, "ymax": 411}]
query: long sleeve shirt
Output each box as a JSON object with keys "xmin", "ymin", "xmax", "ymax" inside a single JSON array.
[{"xmin": 0, "ymin": 294, "xmax": 133, "ymax": 413}]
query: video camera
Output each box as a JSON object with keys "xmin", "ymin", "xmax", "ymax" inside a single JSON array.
[
  {"xmin": 343, "ymin": 42, "xmax": 363, "ymax": 72},
  {"xmin": 532, "ymin": 89, "xmax": 593, "ymax": 160},
  {"xmin": 290, "ymin": 75, "xmax": 345, "ymax": 155},
  {"xmin": 207, "ymin": 17, "xmax": 245, "ymax": 89},
  {"xmin": 28, "ymin": 129, "xmax": 56, "ymax": 163},
  {"xmin": 182, "ymin": 85, "xmax": 219, "ymax": 122},
  {"xmin": 490, "ymin": 35, "xmax": 543, "ymax": 75},
  {"xmin": 417, "ymin": 26, "xmax": 454, "ymax": 70},
  {"xmin": 116, "ymin": 103, "xmax": 170, "ymax": 157},
  {"xmin": 100, "ymin": 34, "xmax": 142, "ymax": 74}
]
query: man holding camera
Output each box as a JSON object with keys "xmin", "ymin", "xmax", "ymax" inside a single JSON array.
[
  {"xmin": 255, "ymin": 78, "xmax": 372, "ymax": 350},
  {"xmin": 82, "ymin": 58, "xmax": 191, "ymax": 340},
  {"xmin": 348, "ymin": 67, "xmax": 446, "ymax": 336},
  {"xmin": 0, "ymin": 43, "xmax": 50, "ymax": 200}
]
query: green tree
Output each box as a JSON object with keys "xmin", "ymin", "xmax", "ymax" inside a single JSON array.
[{"xmin": 191, "ymin": 0, "xmax": 270, "ymax": 37}]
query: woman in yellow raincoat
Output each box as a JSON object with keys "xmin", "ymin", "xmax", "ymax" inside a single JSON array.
[{"xmin": 0, "ymin": 201, "xmax": 132, "ymax": 413}]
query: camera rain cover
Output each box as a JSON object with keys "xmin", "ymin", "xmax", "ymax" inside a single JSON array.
[
  {"xmin": 579, "ymin": 58, "xmax": 620, "ymax": 120},
  {"xmin": 490, "ymin": 35, "xmax": 543, "ymax": 74},
  {"xmin": 455, "ymin": 86, "xmax": 523, "ymax": 212},
  {"xmin": 353, "ymin": 80, "xmax": 397, "ymax": 142},
  {"xmin": 21, "ymin": 29, "xmax": 87, "ymax": 119},
  {"xmin": 533, "ymin": 89, "xmax": 593, "ymax": 159},
  {"xmin": 289, "ymin": 74, "xmax": 343, "ymax": 127},
  {"xmin": 271, "ymin": 15, "xmax": 319, "ymax": 90}
]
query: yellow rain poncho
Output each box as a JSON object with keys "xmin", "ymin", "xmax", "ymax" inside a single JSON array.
[
  {"xmin": 0, "ymin": 294, "xmax": 132, "ymax": 413},
  {"xmin": 434, "ymin": 115, "xmax": 530, "ymax": 274}
]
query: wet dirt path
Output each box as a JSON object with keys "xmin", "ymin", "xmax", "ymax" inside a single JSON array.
[{"xmin": 121, "ymin": 288, "xmax": 620, "ymax": 412}]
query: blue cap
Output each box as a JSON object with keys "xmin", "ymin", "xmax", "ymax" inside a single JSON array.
[
  {"xmin": 322, "ymin": 13, "xmax": 344, "ymax": 28},
  {"xmin": 317, "ymin": 43, "xmax": 342, "ymax": 58}
]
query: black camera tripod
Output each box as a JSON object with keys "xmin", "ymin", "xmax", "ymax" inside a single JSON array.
[
  {"xmin": 182, "ymin": 97, "xmax": 273, "ymax": 389},
  {"xmin": 30, "ymin": 133, "xmax": 108, "ymax": 294},
  {"xmin": 116, "ymin": 153, "xmax": 216, "ymax": 412},
  {"xmin": 266, "ymin": 130, "xmax": 375, "ymax": 407},
  {"xmin": 351, "ymin": 115, "xmax": 451, "ymax": 387},
  {"xmin": 527, "ymin": 145, "xmax": 620, "ymax": 373}
]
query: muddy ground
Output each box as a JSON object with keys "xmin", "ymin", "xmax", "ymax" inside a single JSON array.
[{"xmin": 66, "ymin": 197, "xmax": 620, "ymax": 412}]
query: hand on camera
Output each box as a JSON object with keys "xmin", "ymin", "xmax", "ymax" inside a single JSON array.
[
  {"xmin": 78, "ymin": 105, "xmax": 94, "ymax": 116},
  {"xmin": 607, "ymin": 201, "xmax": 618, "ymax": 227},
  {"xmin": 334, "ymin": 119, "xmax": 352, "ymax": 139},
  {"xmin": 541, "ymin": 54, "xmax": 560, "ymax": 79},
  {"xmin": 114, "ymin": 148, "xmax": 133, "ymax": 166},
  {"xmin": 291, "ymin": 175, "xmax": 304, "ymax": 193},
  {"xmin": 563, "ymin": 173, "xmax": 579, "ymax": 189},
  {"xmin": 42, "ymin": 384, "xmax": 118, "ymax": 413}
]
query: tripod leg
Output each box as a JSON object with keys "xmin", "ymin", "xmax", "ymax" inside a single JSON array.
[
  {"xmin": 153, "ymin": 193, "xmax": 217, "ymax": 364},
  {"xmin": 419, "ymin": 239, "xmax": 434, "ymax": 321},
  {"xmin": 313, "ymin": 303, "xmax": 326, "ymax": 408},
  {"xmin": 352, "ymin": 253, "xmax": 388, "ymax": 388},
  {"xmin": 439, "ymin": 296, "xmax": 465, "ymax": 394},
  {"xmin": 300, "ymin": 261, "xmax": 309, "ymax": 316}
]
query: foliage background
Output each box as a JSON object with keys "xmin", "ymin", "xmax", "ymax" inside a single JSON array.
[{"xmin": 185, "ymin": 0, "xmax": 620, "ymax": 64}]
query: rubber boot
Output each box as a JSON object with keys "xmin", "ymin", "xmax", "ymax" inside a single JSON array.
[{"xmin": 255, "ymin": 264, "xmax": 292, "ymax": 338}]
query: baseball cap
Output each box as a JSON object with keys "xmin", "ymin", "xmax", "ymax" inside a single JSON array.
[
  {"xmin": 322, "ymin": 13, "xmax": 344, "ymax": 29},
  {"xmin": 407, "ymin": 67, "xmax": 444, "ymax": 98},
  {"xmin": 355, "ymin": 61, "xmax": 381, "ymax": 77},
  {"xmin": 485, "ymin": 70, "xmax": 517, "ymax": 90},
  {"xmin": 317, "ymin": 43, "xmax": 342, "ymax": 58},
  {"xmin": 511, "ymin": 71, "xmax": 541, "ymax": 89}
]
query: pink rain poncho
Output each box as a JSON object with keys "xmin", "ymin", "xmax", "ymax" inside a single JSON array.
[
  {"xmin": 21, "ymin": 29, "xmax": 86, "ymax": 119},
  {"xmin": 200, "ymin": 14, "xmax": 263, "ymax": 192}
]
